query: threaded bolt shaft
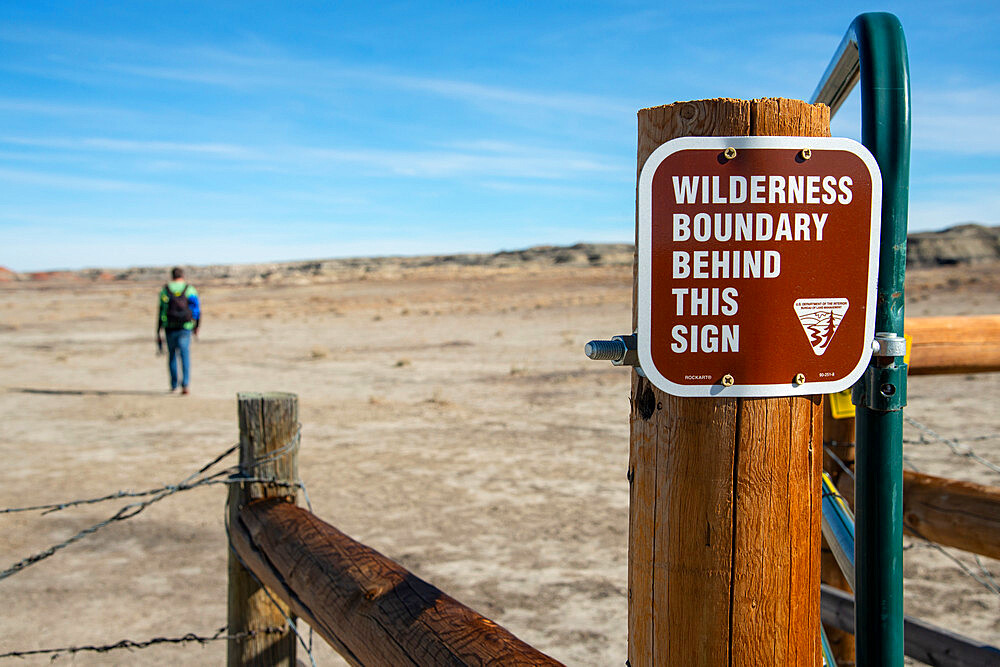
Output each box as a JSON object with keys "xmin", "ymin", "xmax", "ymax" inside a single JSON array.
[{"xmin": 585, "ymin": 339, "xmax": 626, "ymax": 362}]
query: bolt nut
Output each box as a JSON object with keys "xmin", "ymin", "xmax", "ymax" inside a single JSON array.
[
  {"xmin": 800, "ymin": 148, "xmax": 812, "ymax": 160},
  {"xmin": 793, "ymin": 373, "xmax": 806, "ymax": 386},
  {"xmin": 721, "ymin": 374, "xmax": 735, "ymax": 387},
  {"xmin": 723, "ymin": 147, "xmax": 737, "ymax": 160}
]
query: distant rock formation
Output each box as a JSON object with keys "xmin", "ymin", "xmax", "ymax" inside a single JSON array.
[
  {"xmin": 905, "ymin": 224, "xmax": 1000, "ymax": 267},
  {"xmin": 4, "ymin": 224, "xmax": 997, "ymax": 284}
]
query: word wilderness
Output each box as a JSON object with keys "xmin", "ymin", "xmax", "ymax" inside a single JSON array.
[{"xmin": 638, "ymin": 136, "xmax": 881, "ymax": 397}]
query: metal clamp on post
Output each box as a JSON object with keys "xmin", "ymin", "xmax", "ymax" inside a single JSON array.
[
  {"xmin": 871, "ymin": 332, "xmax": 906, "ymax": 357},
  {"xmin": 853, "ymin": 332, "xmax": 908, "ymax": 412},
  {"xmin": 584, "ymin": 334, "xmax": 644, "ymax": 376}
]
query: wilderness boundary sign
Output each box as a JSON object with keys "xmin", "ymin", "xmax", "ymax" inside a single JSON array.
[{"xmin": 637, "ymin": 136, "xmax": 882, "ymax": 398}]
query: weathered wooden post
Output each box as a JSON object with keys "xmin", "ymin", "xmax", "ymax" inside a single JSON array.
[
  {"xmin": 628, "ymin": 98, "xmax": 827, "ymax": 665},
  {"xmin": 227, "ymin": 392, "xmax": 299, "ymax": 666}
]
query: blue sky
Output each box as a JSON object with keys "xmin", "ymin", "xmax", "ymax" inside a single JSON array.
[{"xmin": 1, "ymin": 1, "xmax": 997, "ymax": 271}]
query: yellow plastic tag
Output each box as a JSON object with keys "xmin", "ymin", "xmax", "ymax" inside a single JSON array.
[
  {"xmin": 828, "ymin": 389, "xmax": 855, "ymax": 419},
  {"xmin": 904, "ymin": 333, "xmax": 912, "ymax": 365}
]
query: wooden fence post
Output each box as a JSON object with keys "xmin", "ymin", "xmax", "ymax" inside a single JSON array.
[
  {"xmin": 227, "ymin": 392, "xmax": 299, "ymax": 666},
  {"xmin": 628, "ymin": 98, "xmax": 825, "ymax": 666}
]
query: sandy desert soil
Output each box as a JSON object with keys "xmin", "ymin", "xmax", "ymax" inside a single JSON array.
[{"xmin": 1, "ymin": 256, "xmax": 998, "ymax": 665}]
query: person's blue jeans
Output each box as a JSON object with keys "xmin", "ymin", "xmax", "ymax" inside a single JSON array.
[{"xmin": 165, "ymin": 329, "xmax": 192, "ymax": 389}]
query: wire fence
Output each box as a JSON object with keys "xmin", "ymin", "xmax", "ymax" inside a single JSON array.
[
  {"xmin": 0, "ymin": 435, "xmax": 316, "ymax": 662},
  {"xmin": 3, "ymin": 404, "xmax": 996, "ymax": 661},
  {"xmin": 904, "ymin": 415, "xmax": 1000, "ymax": 477},
  {"xmin": 824, "ymin": 428, "xmax": 1000, "ymax": 602},
  {"xmin": 0, "ymin": 626, "xmax": 285, "ymax": 660}
]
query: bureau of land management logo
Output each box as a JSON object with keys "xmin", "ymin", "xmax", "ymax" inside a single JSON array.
[{"xmin": 794, "ymin": 298, "xmax": 850, "ymax": 356}]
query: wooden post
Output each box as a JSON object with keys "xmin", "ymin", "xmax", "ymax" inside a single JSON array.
[
  {"xmin": 628, "ymin": 99, "xmax": 824, "ymax": 666},
  {"xmin": 821, "ymin": 397, "xmax": 856, "ymax": 666},
  {"xmin": 227, "ymin": 392, "xmax": 299, "ymax": 666}
]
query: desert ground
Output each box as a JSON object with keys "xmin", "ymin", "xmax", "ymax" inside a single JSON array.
[{"xmin": 1, "ymin": 243, "xmax": 998, "ymax": 665}]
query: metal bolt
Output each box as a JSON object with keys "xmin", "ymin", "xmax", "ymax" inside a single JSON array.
[
  {"xmin": 584, "ymin": 339, "xmax": 627, "ymax": 362},
  {"xmin": 585, "ymin": 334, "xmax": 638, "ymax": 367},
  {"xmin": 800, "ymin": 148, "xmax": 812, "ymax": 160},
  {"xmin": 880, "ymin": 383, "xmax": 896, "ymax": 397},
  {"xmin": 721, "ymin": 374, "xmax": 735, "ymax": 387},
  {"xmin": 723, "ymin": 147, "xmax": 737, "ymax": 160},
  {"xmin": 794, "ymin": 373, "xmax": 806, "ymax": 386}
]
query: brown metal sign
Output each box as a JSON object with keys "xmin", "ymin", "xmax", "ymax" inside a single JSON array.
[{"xmin": 637, "ymin": 136, "xmax": 882, "ymax": 397}]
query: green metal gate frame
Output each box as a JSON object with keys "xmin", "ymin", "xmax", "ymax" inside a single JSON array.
[{"xmin": 810, "ymin": 12, "xmax": 910, "ymax": 667}]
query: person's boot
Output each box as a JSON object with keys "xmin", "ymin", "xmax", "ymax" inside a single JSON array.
[{"xmin": 181, "ymin": 386, "xmax": 189, "ymax": 395}]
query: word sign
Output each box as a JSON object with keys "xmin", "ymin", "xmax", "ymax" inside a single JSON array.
[{"xmin": 637, "ymin": 136, "xmax": 882, "ymax": 397}]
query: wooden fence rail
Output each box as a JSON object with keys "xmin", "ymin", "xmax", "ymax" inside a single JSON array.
[
  {"xmin": 230, "ymin": 498, "xmax": 563, "ymax": 667},
  {"xmin": 835, "ymin": 470, "xmax": 1000, "ymax": 561},
  {"xmin": 907, "ymin": 314, "xmax": 1000, "ymax": 375}
]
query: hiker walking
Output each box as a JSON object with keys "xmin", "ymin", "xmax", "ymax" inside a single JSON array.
[{"xmin": 156, "ymin": 267, "xmax": 201, "ymax": 394}]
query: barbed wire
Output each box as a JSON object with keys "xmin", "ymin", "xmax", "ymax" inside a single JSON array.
[
  {"xmin": 902, "ymin": 536, "xmax": 1000, "ymax": 598},
  {"xmin": 0, "ymin": 437, "xmax": 304, "ymax": 582},
  {"xmin": 1, "ymin": 444, "xmax": 239, "ymax": 516},
  {"xmin": 0, "ymin": 429, "xmax": 313, "ymax": 661},
  {"xmin": 823, "ymin": 444, "xmax": 855, "ymax": 481},
  {"xmin": 904, "ymin": 415, "xmax": 1000, "ymax": 476},
  {"xmin": 0, "ymin": 475, "xmax": 303, "ymax": 516},
  {"xmin": 902, "ymin": 454, "xmax": 921, "ymax": 473},
  {"xmin": 904, "ymin": 432, "xmax": 1000, "ymax": 444},
  {"xmin": 0, "ymin": 625, "xmax": 284, "ymax": 660}
]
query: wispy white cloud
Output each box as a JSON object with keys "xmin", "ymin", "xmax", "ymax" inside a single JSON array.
[
  {"xmin": 2, "ymin": 136, "xmax": 252, "ymax": 157},
  {"xmin": 3, "ymin": 21, "xmax": 634, "ymax": 121},
  {"xmin": 0, "ymin": 133, "xmax": 624, "ymax": 181},
  {"xmin": 299, "ymin": 144, "xmax": 621, "ymax": 180},
  {"xmin": 0, "ymin": 166, "xmax": 153, "ymax": 191},
  {"xmin": 0, "ymin": 97, "xmax": 138, "ymax": 119},
  {"xmin": 379, "ymin": 73, "xmax": 633, "ymax": 118}
]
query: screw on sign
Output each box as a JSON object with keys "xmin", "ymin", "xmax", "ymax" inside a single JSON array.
[{"xmin": 637, "ymin": 136, "xmax": 882, "ymax": 398}]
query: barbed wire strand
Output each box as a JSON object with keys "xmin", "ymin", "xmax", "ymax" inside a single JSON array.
[
  {"xmin": 0, "ymin": 427, "xmax": 312, "ymax": 582},
  {"xmin": 905, "ymin": 432, "xmax": 1000, "ymax": 444},
  {"xmin": 0, "ymin": 475, "xmax": 308, "ymax": 517},
  {"xmin": 974, "ymin": 554, "xmax": 1000, "ymax": 592},
  {"xmin": 902, "ymin": 454, "xmax": 921, "ymax": 473},
  {"xmin": 0, "ymin": 625, "xmax": 284, "ymax": 660},
  {"xmin": 902, "ymin": 535, "xmax": 1000, "ymax": 597},
  {"xmin": 2, "ymin": 444, "xmax": 238, "ymax": 516},
  {"xmin": 904, "ymin": 415, "xmax": 1000, "ymax": 476},
  {"xmin": 0, "ymin": 472, "xmax": 304, "ymax": 582},
  {"xmin": 823, "ymin": 445, "xmax": 856, "ymax": 481},
  {"xmin": 1, "ymin": 467, "xmax": 230, "ymax": 581}
]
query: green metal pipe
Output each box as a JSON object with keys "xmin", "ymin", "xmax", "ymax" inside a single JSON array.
[
  {"xmin": 853, "ymin": 14, "xmax": 909, "ymax": 667},
  {"xmin": 813, "ymin": 12, "xmax": 911, "ymax": 667},
  {"xmin": 854, "ymin": 400, "xmax": 905, "ymax": 664}
]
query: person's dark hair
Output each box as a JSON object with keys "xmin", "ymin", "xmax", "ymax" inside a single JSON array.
[{"xmin": 171, "ymin": 267, "xmax": 184, "ymax": 280}]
